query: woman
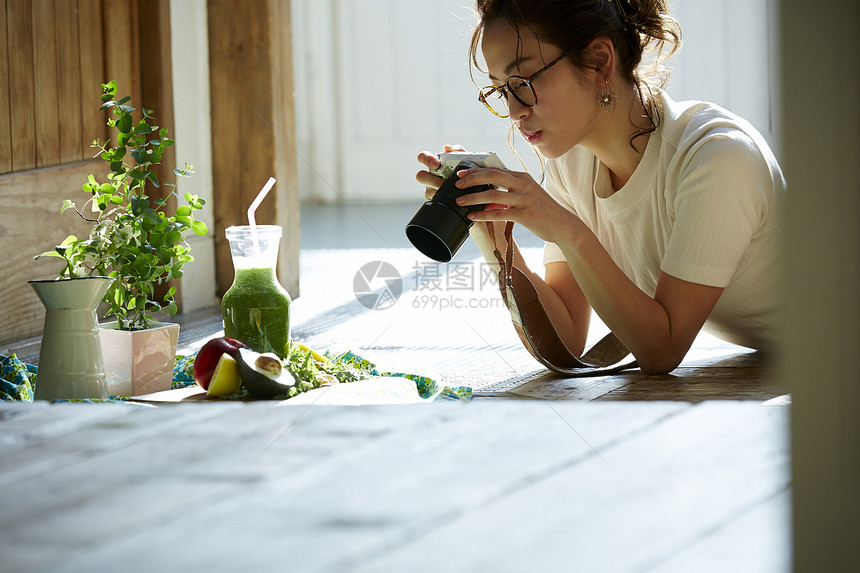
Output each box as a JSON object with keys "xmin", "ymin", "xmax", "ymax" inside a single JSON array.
[{"xmin": 416, "ymin": 0, "xmax": 784, "ymax": 374}]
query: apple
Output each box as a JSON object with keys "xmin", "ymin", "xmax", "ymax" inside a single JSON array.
[{"xmin": 193, "ymin": 337, "xmax": 249, "ymax": 390}]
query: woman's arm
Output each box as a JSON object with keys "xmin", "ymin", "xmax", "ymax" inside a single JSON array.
[
  {"xmin": 556, "ymin": 220, "xmax": 723, "ymax": 374},
  {"xmin": 455, "ymin": 167, "xmax": 724, "ymax": 374},
  {"xmin": 544, "ymin": 261, "xmax": 592, "ymax": 357}
]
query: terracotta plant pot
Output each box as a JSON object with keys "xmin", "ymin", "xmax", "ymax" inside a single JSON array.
[{"xmin": 99, "ymin": 321, "xmax": 180, "ymax": 397}]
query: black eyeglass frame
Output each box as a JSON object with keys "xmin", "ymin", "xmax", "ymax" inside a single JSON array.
[{"xmin": 478, "ymin": 49, "xmax": 574, "ymax": 118}]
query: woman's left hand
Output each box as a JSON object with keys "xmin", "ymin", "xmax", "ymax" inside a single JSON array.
[{"xmin": 453, "ymin": 167, "xmax": 574, "ymax": 244}]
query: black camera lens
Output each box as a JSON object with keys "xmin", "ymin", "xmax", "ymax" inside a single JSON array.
[{"xmin": 406, "ymin": 161, "xmax": 493, "ymax": 262}]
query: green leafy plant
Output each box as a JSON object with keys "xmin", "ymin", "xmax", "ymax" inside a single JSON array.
[{"xmin": 36, "ymin": 81, "xmax": 208, "ymax": 331}]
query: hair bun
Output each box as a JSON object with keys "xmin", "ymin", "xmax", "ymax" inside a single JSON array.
[{"xmin": 612, "ymin": 0, "xmax": 653, "ymax": 32}]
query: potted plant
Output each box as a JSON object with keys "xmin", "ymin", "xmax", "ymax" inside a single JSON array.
[{"xmin": 36, "ymin": 80, "xmax": 207, "ymax": 396}]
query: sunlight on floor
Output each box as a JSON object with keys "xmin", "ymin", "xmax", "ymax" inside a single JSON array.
[{"xmin": 295, "ymin": 202, "xmax": 759, "ymax": 392}]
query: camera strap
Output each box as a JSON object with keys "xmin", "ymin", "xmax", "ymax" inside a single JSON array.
[{"xmin": 490, "ymin": 221, "xmax": 638, "ymax": 377}]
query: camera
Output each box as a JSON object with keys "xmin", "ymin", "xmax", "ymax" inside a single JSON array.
[{"xmin": 406, "ymin": 152, "xmax": 505, "ymax": 262}]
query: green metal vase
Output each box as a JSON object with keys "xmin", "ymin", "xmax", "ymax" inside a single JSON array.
[{"xmin": 29, "ymin": 277, "xmax": 113, "ymax": 400}]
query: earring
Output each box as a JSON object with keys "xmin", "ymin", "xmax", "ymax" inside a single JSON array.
[{"xmin": 598, "ymin": 79, "xmax": 616, "ymax": 111}]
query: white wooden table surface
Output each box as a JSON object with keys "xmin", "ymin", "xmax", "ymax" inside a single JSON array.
[{"xmin": 0, "ymin": 399, "xmax": 790, "ymax": 573}]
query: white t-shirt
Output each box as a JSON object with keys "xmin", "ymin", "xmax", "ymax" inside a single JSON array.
[{"xmin": 542, "ymin": 91, "xmax": 785, "ymax": 350}]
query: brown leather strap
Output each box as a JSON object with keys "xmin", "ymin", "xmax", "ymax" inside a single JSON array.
[{"xmin": 489, "ymin": 221, "xmax": 637, "ymax": 377}]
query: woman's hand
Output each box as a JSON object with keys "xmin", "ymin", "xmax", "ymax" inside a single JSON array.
[
  {"xmin": 415, "ymin": 144, "xmax": 466, "ymax": 200},
  {"xmin": 416, "ymin": 147, "xmax": 594, "ymax": 362},
  {"xmin": 452, "ymin": 167, "xmax": 578, "ymax": 245}
]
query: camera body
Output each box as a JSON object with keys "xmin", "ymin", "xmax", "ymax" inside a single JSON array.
[
  {"xmin": 406, "ymin": 152, "xmax": 506, "ymax": 263},
  {"xmin": 431, "ymin": 151, "xmax": 506, "ymax": 179}
]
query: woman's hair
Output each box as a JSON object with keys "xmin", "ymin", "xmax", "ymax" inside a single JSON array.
[{"xmin": 470, "ymin": 0, "xmax": 682, "ymax": 148}]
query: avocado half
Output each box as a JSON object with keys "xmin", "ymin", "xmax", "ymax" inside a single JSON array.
[{"xmin": 236, "ymin": 348, "xmax": 297, "ymax": 399}]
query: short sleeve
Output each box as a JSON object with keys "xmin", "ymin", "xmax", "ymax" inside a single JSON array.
[
  {"xmin": 543, "ymin": 242, "xmax": 566, "ymax": 265},
  {"xmin": 661, "ymin": 129, "xmax": 775, "ymax": 287}
]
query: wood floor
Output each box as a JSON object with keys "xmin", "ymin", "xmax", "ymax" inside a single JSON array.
[
  {"xmin": 0, "ymin": 398, "xmax": 790, "ymax": 572},
  {"xmin": 1, "ymin": 240, "xmax": 791, "ymax": 572}
]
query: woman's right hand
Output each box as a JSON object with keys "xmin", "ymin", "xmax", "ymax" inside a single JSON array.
[{"xmin": 415, "ymin": 144, "xmax": 466, "ymax": 200}]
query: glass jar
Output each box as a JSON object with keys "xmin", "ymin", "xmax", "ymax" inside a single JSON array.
[{"xmin": 221, "ymin": 225, "xmax": 291, "ymax": 357}]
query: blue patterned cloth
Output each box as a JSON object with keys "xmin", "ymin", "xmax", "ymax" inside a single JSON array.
[
  {"xmin": 0, "ymin": 354, "xmax": 37, "ymax": 401},
  {"xmin": 2, "ymin": 349, "xmax": 471, "ymax": 403},
  {"xmin": 172, "ymin": 354, "xmax": 197, "ymax": 389},
  {"xmin": 335, "ymin": 351, "xmax": 472, "ymax": 401},
  {"xmin": 1, "ymin": 354, "xmax": 131, "ymax": 403}
]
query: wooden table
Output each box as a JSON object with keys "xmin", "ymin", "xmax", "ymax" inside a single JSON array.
[
  {"xmin": 0, "ymin": 397, "xmax": 790, "ymax": 572},
  {"xmin": 1, "ymin": 246, "xmax": 791, "ymax": 571}
]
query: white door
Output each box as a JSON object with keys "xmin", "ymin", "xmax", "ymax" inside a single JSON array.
[
  {"xmin": 292, "ymin": 0, "xmax": 778, "ymax": 203},
  {"xmin": 667, "ymin": 0, "xmax": 779, "ymax": 152}
]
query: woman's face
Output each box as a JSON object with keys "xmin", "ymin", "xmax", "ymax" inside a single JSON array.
[{"xmin": 481, "ymin": 19, "xmax": 603, "ymax": 159}]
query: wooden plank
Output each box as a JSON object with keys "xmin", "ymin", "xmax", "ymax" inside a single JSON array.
[
  {"xmin": 103, "ymin": 0, "xmax": 140, "ymax": 121},
  {"xmin": 0, "ymin": 401, "xmax": 789, "ymax": 571},
  {"xmin": 137, "ymin": 0, "xmax": 178, "ymax": 309},
  {"xmin": 649, "ymin": 489, "xmax": 792, "ymax": 573},
  {"xmin": 269, "ymin": 0, "xmax": 300, "ymax": 297},
  {"xmin": 0, "ymin": 400, "xmax": 689, "ymax": 570},
  {"xmin": 0, "ymin": 0, "xmax": 12, "ymax": 174},
  {"xmin": 501, "ymin": 371, "xmax": 646, "ymax": 401},
  {"xmin": 6, "ymin": 0, "xmax": 36, "ymax": 171},
  {"xmin": 0, "ymin": 402, "xmax": 242, "ymax": 487},
  {"xmin": 32, "ymin": 0, "xmax": 61, "ymax": 168},
  {"xmin": 206, "ymin": 0, "xmax": 238, "ymax": 296},
  {"xmin": 0, "ymin": 402, "xmax": 131, "ymax": 459},
  {"xmin": 342, "ymin": 403, "xmax": 790, "ymax": 572},
  {"xmin": 481, "ymin": 333, "xmax": 773, "ymax": 401},
  {"xmin": 598, "ymin": 366, "xmax": 784, "ymax": 403},
  {"xmin": 55, "ymin": 0, "xmax": 84, "ymax": 164},
  {"xmin": 0, "ymin": 400, "xmax": 49, "ymax": 419},
  {"xmin": 0, "ymin": 333, "xmax": 42, "ymax": 364},
  {"xmin": 77, "ymin": 0, "xmax": 106, "ymax": 151},
  {"xmin": 0, "ymin": 160, "xmax": 104, "ymax": 345},
  {"xmin": 208, "ymin": 0, "xmax": 277, "ymax": 296},
  {"xmin": 137, "ymin": 0, "xmax": 174, "ymax": 206}
]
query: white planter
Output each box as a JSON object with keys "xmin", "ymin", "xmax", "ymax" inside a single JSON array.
[{"xmin": 99, "ymin": 321, "xmax": 180, "ymax": 397}]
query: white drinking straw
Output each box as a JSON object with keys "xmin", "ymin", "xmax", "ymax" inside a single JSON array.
[{"xmin": 248, "ymin": 177, "xmax": 277, "ymax": 256}]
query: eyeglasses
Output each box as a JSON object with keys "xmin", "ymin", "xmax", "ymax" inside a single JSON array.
[{"xmin": 478, "ymin": 49, "xmax": 573, "ymax": 118}]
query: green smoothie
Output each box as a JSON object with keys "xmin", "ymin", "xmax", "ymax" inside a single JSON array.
[{"xmin": 221, "ymin": 267, "xmax": 291, "ymax": 357}]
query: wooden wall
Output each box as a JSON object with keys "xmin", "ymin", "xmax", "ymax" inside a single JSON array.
[
  {"xmin": 0, "ymin": 0, "xmax": 175, "ymax": 346},
  {"xmin": 1, "ymin": 0, "xmax": 299, "ymax": 346},
  {"xmin": 1, "ymin": 0, "xmax": 107, "ymax": 174},
  {"xmin": 207, "ymin": 0, "xmax": 299, "ymax": 298}
]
